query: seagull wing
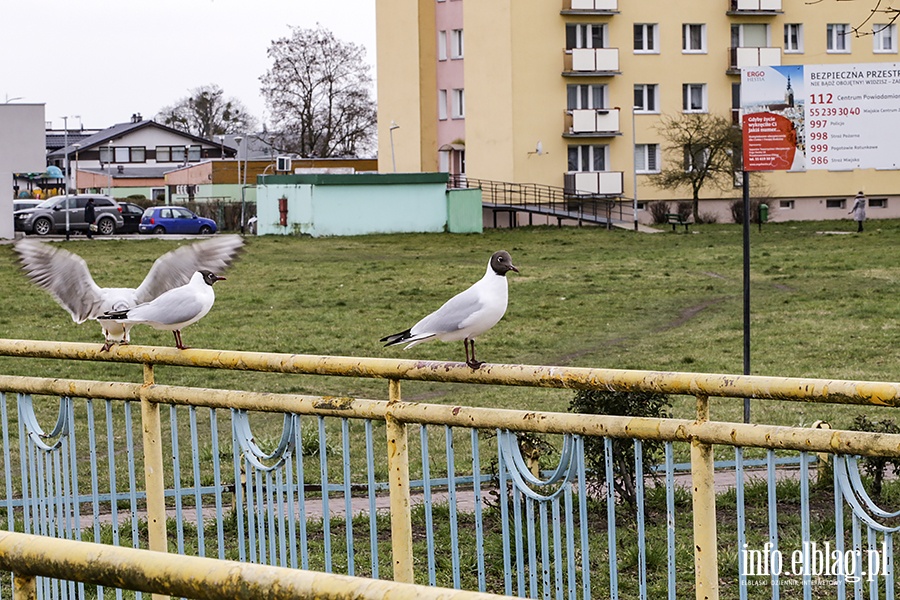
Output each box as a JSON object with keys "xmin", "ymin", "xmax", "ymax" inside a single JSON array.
[
  {"xmin": 413, "ymin": 285, "xmax": 486, "ymax": 336},
  {"xmin": 13, "ymin": 239, "xmax": 105, "ymax": 323},
  {"xmin": 134, "ymin": 235, "xmax": 243, "ymax": 303},
  {"xmin": 125, "ymin": 291, "xmax": 206, "ymax": 326}
]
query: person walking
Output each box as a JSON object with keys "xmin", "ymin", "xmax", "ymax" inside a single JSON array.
[
  {"xmin": 849, "ymin": 191, "xmax": 866, "ymax": 233},
  {"xmin": 84, "ymin": 197, "xmax": 96, "ymax": 239}
]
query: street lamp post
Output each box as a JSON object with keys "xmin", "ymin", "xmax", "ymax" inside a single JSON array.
[
  {"xmin": 389, "ymin": 121, "xmax": 400, "ymax": 173},
  {"xmin": 234, "ymin": 136, "xmax": 243, "ymax": 191},
  {"xmin": 631, "ymin": 107, "xmax": 639, "ymax": 232},
  {"xmin": 62, "ymin": 116, "xmax": 71, "ymax": 240},
  {"xmin": 73, "ymin": 143, "xmax": 81, "ymax": 196}
]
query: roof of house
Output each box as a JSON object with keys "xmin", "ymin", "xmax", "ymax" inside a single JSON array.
[{"xmin": 48, "ymin": 119, "xmax": 231, "ymax": 159}]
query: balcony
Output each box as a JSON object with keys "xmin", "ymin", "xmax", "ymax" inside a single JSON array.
[
  {"xmin": 727, "ymin": 0, "xmax": 782, "ymax": 14},
  {"xmin": 563, "ymin": 108, "xmax": 620, "ymax": 137},
  {"xmin": 561, "ymin": 0, "xmax": 618, "ymax": 15},
  {"xmin": 563, "ymin": 48, "xmax": 620, "ymax": 76},
  {"xmin": 727, "ymin": 46, "xmax": 781, "ymax": 74},
  {"xmin": 564, "ymin": 171, "xmax": 624, "ymax": 196}
]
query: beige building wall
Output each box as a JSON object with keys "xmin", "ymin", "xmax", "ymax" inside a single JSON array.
[
  {"xmin": 376, "ymin": 0, "xmax": 900, "ymax": 223},
  {"xmin": 1, "ymin": 104, "xmax": 46, "ymax": 239}
]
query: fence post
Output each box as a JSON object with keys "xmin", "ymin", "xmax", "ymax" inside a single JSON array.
[
  {"xmin": 13, "ymin": 573, "xmax": 36, "ymax": 599},
  {"xmin": 386, "ymin": 378, "xmax": 414, "ymax": 583},
  {"xmin": 140, "ymin": 365, "xmax": 167, "ymax": 556},
  {"xmin": 691, "ymin": 394, "xmax": 719, "ymax": 600}
]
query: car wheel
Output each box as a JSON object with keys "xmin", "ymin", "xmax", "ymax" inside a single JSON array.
[
  {"xmin": 198, "ymin": 225, "xmax": 212, "ymax": 235},
  {"xmin": 33, "ymin": 217, "xmax": 52, "ymax": 236},
  {"xmin": 97, "ymin": 217, "xmax": 116, "ymax": 236},
  {"xmin": 153, "ymin": 226, "xmax": 166, "ymax": 234}
]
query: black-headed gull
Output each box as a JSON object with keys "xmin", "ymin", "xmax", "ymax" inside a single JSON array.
[
  {"xmin": 98, "ymin": 270, "xmax": 225, "ymax": 349},
  {"xmin": 380, "ymin": 250, "xmax": 519, "ymax": 368},
  {"xmin": 13, "ymin": 236, "xmax": 243, "ymax": 350}
]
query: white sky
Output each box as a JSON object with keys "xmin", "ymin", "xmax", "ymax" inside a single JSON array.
[{"xmin": 0, "ymin": 0, "xmax": 376, "ymax": 131}]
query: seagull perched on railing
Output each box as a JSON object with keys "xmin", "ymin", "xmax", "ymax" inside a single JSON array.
[
  {"xmin": 98, "ymin": 270, "xmax": 225, "ymax": 350},
  {"xmin": 14, "ymin": 236, "xmax": 243, "ymax": 350},
  {"xmin": 380, "ymin": 250, "xmax": 519, "ymax": 369}
]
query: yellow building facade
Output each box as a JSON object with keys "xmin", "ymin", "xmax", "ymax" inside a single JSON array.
[{"xmin": 376, "ymin": 0, "xmax": 900, "ymax": 224}]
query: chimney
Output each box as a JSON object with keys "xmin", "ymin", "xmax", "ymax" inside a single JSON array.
[{"xmin": 131, "ymin": 113, "xmax": 142, "ymax": 123}]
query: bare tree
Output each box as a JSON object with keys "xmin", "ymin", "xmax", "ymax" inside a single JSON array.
[
  {"xmin": 651, "ymin": 113, "xmax": 743, "ymax": 221},
  {"xmin": 157, "ymin": 84, "xmax": 257, "ymax": 138},
  {"xmin": 260, "ymin": 25, "xmax": 377, "ymax": 158}
]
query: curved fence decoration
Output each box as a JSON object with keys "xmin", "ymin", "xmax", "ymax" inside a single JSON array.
[
  {"xmin": 232, "ymin": 410, "xmax": 297, "ymax": 471},
  {"xmin": 835, "ymin": 455, "xmax": 900, "ymax": 531},
  {"xmin": 18, "ymin": 394, "xmax": 70, "ymax": 451}
]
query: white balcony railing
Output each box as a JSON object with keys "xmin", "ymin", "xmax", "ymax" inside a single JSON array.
[
  {"xmin": 567, "ymin": 171, "xmax": 624, "ymax": 195},
  {"xmin": 568, "ymin": 48, "xmax": 619, "ymax": 73},
  {"xmin": 568, "ymin": 108, "xmax": 620, "ymax": 134},
  {"xmin": 731, "ymin": 0, "xmax": 782, "ymax": 11},
  {"xmin": 731, "ymin": 46, "xmax": 782, "ymax": 69},
  {"xmin": 568, "ymin": 0, "xmax": 618, "ymax": 10}
]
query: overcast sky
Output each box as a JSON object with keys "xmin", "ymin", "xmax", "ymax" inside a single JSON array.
[{"xmin": 1, "ymin": 0, "xmax": 376, "ymax": 131}]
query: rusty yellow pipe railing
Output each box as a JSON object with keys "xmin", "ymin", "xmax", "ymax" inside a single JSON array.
[
  {"xmin": 2, "ymin": 338, "xmax": 900, "ymax": 405},
  {"xmin": 0, "ymin": 530, "xmax": 516, "ymax": 600},
  {"xmin": 2, "ymin": 374, "xmax": 900, "ymax": 457}
]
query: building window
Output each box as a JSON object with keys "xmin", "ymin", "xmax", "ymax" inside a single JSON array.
[
  {"xmin": 869, "ymin": 197, "xmax": 887, "ymax": 208},
  {"xmin": 451, "ymin": 89, "xmax": 465, "ymax": 119},
  {"xmin": 779, "ymin": 200, "xmax": 794, "ymax": 209},
  {"xmin": 827, "ymin": 24, "xmax": 850, "ymax": 52},
  {"xmin": 634, "ymin": 144, "xmax": 660, "ymax": 173},
  {"xmin": 683, "ymin": 84, "xmax": 707, "ymax": 112},
  {"xmin": 634, "ymin": 24, "xmax": 658, "ymax": 53},
  {"xmin": 682, "ymin": 24, "xmax": 706, "ymax": 53},
  {"xmin": 634, "ymin": 84, "xmax": 658, "ymax": 113},
  {"xmin": 784, "ymin": 23, "xmax": 803, "ymax": 53},
  {"xmin": 151, "ymin": 187, "xmax": 165, "ymax": 202},
  {"xmin": 102, "ymin": 146, "xmax": 146, "ymax": 163},
  {"xmin": 567, "ymin": 145, "xmax": 607, "ymax": 172},
  {"xmin": 825, "ymin": 198, "xmax": 846, "ymax": 209},
  {"xmin": 684, "ymin": 145, "xmax": 709, "ymax": 172},
  {"xmin": 156, "ymin": 145, "xmax": 202, "ymax": 163},
  {"xmin": 438, "ymin": 89, "xmax": 448, "ymax": 120},
  {"xmin": 438, "ymin": 30, "xmax": 447, "ymax": 61},
  {"xmin": 450, "ymin": 29, "xmax": 464, "ymax": 59},
  {"xmin": 566, "ymin": 24, "xmax": 606, "ymax": 49},
  {"xmin": 567, "ymin": 84, "xmax": 607, "ymax": 110},
  {"xmin": 873, "ymin": 24, "xmax": 897, "ymax": 53}
]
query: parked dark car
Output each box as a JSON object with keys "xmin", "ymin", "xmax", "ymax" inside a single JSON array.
[
  {"xmin": 14, "ymin": 194, "xmax": 124, "ymax": 236},
  {"xmin": 139, "ymin": 206, "xmax": 217, "ymax": 235},
  {"xmin": 117, "ymin": 202, "xmax": 146, "ymax": 234}
]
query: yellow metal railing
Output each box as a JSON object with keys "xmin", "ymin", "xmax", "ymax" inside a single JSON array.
[{"xmin": 2, "ymin": 338, "xmax": 900, "ymax": 600}]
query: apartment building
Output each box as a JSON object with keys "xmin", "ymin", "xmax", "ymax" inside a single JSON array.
[{"xmin": 375, "ymin": 0, "xmax": 900, "ymax": 224}]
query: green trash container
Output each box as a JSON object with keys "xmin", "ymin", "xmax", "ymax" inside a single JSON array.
[{"xmin": 759, "ymin": 203, "xmax": 769, "ymax": 223}]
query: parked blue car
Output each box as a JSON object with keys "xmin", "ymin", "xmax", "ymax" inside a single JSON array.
[{"xmin": 139, "ymin": 206, "xmax": 217, "ymax": 235}]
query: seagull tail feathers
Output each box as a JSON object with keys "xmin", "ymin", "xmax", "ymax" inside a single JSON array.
[
  {"xmin": 98, "ymin": 309, "xmax": 129, "ymax": 321},
  {"xmin": 380, "ymin": 329, "xmax": 413, "ymax": 347}
]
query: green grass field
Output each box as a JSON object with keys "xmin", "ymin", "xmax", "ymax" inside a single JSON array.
[{"xmin": 2, "ymin": 220, "xmax": 899, "ymax": 430}]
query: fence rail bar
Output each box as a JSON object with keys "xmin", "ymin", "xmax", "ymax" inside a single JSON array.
[
  {"xmin": 0, "ymin": 530, "xmax": 517, "ymax": 600},
  {"xmin": 1, "ymin": 339, "xmax": 899, "ymax": 405},
  {"xmin": 2, "ymin": 375, "xmax": 900, "ymax": 457}
]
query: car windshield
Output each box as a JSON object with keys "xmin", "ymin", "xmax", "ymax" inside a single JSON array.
[{"xmin": 35, "ymin": 197, "xmax": 63, "ymax": 209}]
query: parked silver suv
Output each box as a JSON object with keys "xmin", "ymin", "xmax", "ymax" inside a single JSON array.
[{"xmin": 14, "ymin": 194, "xmax": 124, "ymax": 236}]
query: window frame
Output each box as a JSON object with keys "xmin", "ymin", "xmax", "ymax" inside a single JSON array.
[
  {"xmin": 682, "ymin": 23, "xmax": 707, "ymax": 53},
  {"xmin": 438, "ymin": 30, "xmax": 448, "ymax": 61},
  {"xmin": 827, "ymin": 23, "xmax": 851, "ymax": 53},
  {"xmin": 566, "ymin": 23, "xmax": 607, "ymax": 49},
  {"xmin": 682, "ymin": 83, "xmax": 707, "ymax": 113},
  {"xmin": 634, "ymin": 143, "xmax": 660, "ymax": 174},
  {"xmin": 567, "ymin": 144, "xmax": 608, "ymax": 173},
  {"xmin": 873, "ymin": 23, "xmax": 897, "ymax": 53},
  {"xmin": 567, "ymin": 84, "xmax": 607, "ymax": 110},
  {"xmin": 784, "ymin": 23, "xmax": 803, "ymax": 53},
  {"xmin": 825, "ymin": 198, "xmax": 846, "ymax": 209},
  {"xmin": 634, "ymin": 23, "xmax": 659, "ymax": 54},
  {"xmin": 438, "ymin": 89, "xmax": 448, "ymax": 120},
  {"xmin": 450, "ymin": 29, "xmax": 464, "ymax": 59},
  {"xmin": 451, "ymin": 88, "xmax": 465, "ymax": 119},
  {"xmin": 634, "ymin": 84, "xmax": 659, "ymax": 113}
]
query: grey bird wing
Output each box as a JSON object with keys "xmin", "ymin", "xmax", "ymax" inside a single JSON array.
[
  {"xmin": 134, "ymin": 235, "xmax": 243, "ymax": 304},
  {"xmin": 413, "ymin": 286, "xmax": 485, "ymax": 335},
  {"xmin": 13, "ymin": 239, "xmax": 105, "ymax": 323}
]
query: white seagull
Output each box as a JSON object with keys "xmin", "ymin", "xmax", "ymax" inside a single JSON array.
[
  {"xmin": 14, "ymin": 236, "xmax": 243, "ymax": 350},
  {"xmin": 380, "ymin": 250, "xmax": 519, "ymax": 368},
  {"xmin": 98, "ymin": 269, "xmax": 225, "ymax": 349}
]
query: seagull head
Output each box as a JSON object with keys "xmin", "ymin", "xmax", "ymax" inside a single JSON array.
[
  {"xmin": 198, "ymin": 270, "xmax": 226, "ymax": 286},
  {"xmin": 490, "ymin": 250, "xmax": 519, "ymax": 276}
]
